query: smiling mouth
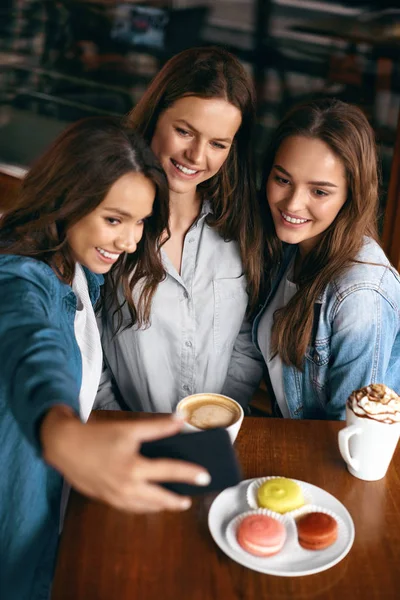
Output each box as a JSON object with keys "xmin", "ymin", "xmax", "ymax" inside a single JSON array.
[
  {"xmin": 96, "ymin": 247, "xmax": 121, "ymax": 261},
  {"xmin": 280, "ymin": 210, "xmax": 310, "ymax": 225},
  {"xmin": 171, "ymin": 159, "xmax": 199, "ymax": 176}
]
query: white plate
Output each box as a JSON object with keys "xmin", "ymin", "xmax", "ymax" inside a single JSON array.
[{"xmin": 208, "ymin": 478, "xmax": 355, "ymax": 577}]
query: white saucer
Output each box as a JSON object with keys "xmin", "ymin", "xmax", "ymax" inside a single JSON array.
[{"xmin": 208, "ymin": 478, "xmax": 355, "ymax": 577}]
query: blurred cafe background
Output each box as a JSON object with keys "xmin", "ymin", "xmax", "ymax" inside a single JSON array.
[{"xmin": 1, "ymin": 0, "xmax": 400, "ymax": 266}]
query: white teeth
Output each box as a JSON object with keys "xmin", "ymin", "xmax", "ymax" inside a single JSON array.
[
  {"xmin": 281, "ymin": 212, "xmax": 308, "ymax": 224},
  {"xmin": 97, "ymin": 247, "xmax": 120, "ymax": 260},
  {"xmin": 172, "ymin": 160, "xmax": 197, "ymax": 175}
]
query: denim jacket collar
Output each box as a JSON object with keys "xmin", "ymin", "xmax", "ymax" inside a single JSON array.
[{"xmin": 64, "ymin": 266, "xmax": 103, "ymax": 309}]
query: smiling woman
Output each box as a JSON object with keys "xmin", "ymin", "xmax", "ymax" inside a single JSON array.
[
  {"xmin": 0, "ymin": 117, "xmax": 212, "ymax": 600},
  {"xmin": 150, "ymin": 95, "xmax": 242, "ymax": 199},
  {"xmin": 67, "ymin": 172, "xmax": 155, "ymax": 272},
  {"xmin": 248, "ymin": 98, "xmax": 400, "ymax": 421},
  {"xmin": 267, "ymin": 135, "xmax": 348, "ymax": 256},
  {"xmin": 97, "ymin": 47, "xmax": 265, "ymax": 415}
]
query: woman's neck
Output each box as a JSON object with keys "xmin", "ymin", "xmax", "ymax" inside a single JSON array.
[{"xmin": 168, "ymin": 189, "xmax": 202, "ymax": 233}]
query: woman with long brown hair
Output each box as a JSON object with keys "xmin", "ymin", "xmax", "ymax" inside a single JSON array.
[
  {"xmin": 0, "ymin": 117, "xmax": 210, "ymax": 600},
  {"xmin": 98, "ymin": 47, "xmax": 264, "ymax": 413},
  {"xmin": 247, "ymin": 98, "xmax": 400, "ymax": 419}
]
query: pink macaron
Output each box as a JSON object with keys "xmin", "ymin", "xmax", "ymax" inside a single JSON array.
[{"xmin": 236, "ymin": 514, "xmax": 286, "ymax": 557}]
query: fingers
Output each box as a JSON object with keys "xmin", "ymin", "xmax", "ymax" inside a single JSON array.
[
  {"xmin": 96, "ymin": 480, "xmax": 193, "ymax": 514},
  {"xmin": 134, "ymin": 456, "xmax": 211, "ymax": 487},
  {"xmin": 122, "ymin": 482, "xmax": 193, "ymax": 513},
  {"xmin": 128, "ymin": 415, "xmax": 185, "ymax": 444}
]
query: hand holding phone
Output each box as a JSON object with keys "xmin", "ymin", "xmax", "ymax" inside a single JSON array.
[{"xmin": 140, "ymin": 428, "xmax": 242, "ymax": 495}]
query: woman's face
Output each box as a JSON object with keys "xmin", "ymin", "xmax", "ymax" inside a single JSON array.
[
  {"xmin": 151, "ymin": 95, "xmax": 242, "ymax": 196},
  {"xmin": 266, "ymin": 135, "xmax": 348, "ymax": 255},
  {"xmin": 67, "ymin": 172, "xmax": 155, "ymax": 274}
]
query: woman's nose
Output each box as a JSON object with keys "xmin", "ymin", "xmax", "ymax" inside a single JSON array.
[
  {"xmin": 284, "ymin": 187, "xmax": 305, "ymax": 212},
  {"xmin": 115, "ymin": 231, "xmax": 137, "ymax": 254},
  {"xmin": 185, "ymin": 140, "xmax": 206, "ymax": 166}
]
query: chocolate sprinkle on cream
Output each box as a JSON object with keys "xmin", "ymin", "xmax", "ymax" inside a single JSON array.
[{"xmin": 347, "ymin": 384, "xmax": 400, "ymax": 424}]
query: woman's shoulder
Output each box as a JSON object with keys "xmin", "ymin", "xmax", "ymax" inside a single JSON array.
[
  {"xmin": 0, "ymin": 254, "xmax": 69, "ymax": 298},
  {"xmin": 354, "ymin": 237, "xmax": 391, "ymax": 266},
  {"xmin": 328, "ymin": 238, "xmax": 400, "ymax": 302}
]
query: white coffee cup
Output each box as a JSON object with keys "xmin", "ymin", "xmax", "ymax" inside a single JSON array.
[
  {"xmin": 338, "ymin": 404, "xmax": 400, "ymax": 481},
  {"xmin": 175, "ymin": 393, "xmax": 244, "ymax": 443}
]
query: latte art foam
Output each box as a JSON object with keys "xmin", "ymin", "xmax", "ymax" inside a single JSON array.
[
  {"xmin": 181, "ymin": 395, "xmax": 241, "ymax": 429},
  {"xmin": 347, "ymin": 384, "xmax": 400, "ymax": 424}
]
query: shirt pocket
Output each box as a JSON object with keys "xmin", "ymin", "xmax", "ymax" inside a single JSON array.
[
  {"xmin": 305, "ymin": 338, "xmax": 331, "ymax": 393},
  {"xmin": 213, "ymin": 275, "xmax": 248, "ymax": 355}
]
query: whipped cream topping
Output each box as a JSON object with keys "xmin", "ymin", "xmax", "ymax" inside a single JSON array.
[{"xmin": 347, "ymin": 384, "xmax": 400, "ymax": 424}]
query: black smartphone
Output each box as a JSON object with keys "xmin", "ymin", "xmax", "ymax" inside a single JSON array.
[{"xmin": 140, "ymin": 427, "xmax": 242, "ymax": 495}]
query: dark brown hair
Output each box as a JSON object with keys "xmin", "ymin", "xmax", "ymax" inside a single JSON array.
[
  {"xmin": 126, "ymin": 46, "xmax": 263, "ymax": 313},
  {"xmin": 0, "ymin": 116, "xmax": 170, "ymax": 329},
  {"xmin": 262, "ymin": 98, "xmax": 379, "ymax": 368}
]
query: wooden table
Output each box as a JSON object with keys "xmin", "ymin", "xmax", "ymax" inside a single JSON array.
[{"xmin": 52, "ymin": 413, "xmax": 400, "ymax": 599}]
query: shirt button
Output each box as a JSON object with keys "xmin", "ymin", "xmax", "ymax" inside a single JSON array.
[
  {"xmin": 183, "ymin": 291, "xmax": 189, "ymax": 299},
  {"xmin": 183, "ymin": 384, "xmax": 190, "ymax": 392},
  {"xmin": 188, "ymin": 238, "xmax": 195, "ymax": 243},
  {"xmin": 185, "ymin": 341, "xmax": 192, "ymax": 347}
]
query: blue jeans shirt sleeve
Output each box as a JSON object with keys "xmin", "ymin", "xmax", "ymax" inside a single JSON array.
[
  {"xmin": 0, "ymin": 266, "xmax": 80, "ymax": 454},
  {"xmin": 327, "ymin": 288, "xmax": 398, "ymax": 419}
]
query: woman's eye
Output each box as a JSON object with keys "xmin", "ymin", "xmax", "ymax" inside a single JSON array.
[
  {"xmin": 175, "ymin": 127, "xmax": 190, "ymax": 137},
  {"xmin": 314, "ymin": 189, "xmax": 329, "ymax": 197},
  {"xmin": 105, "ymin": 217, "xmax": 121, "ymax": 225},
  {"xmin": 275, "ymin": 176, "xmax": 290, "ymax": 185},
  {"xmin": 211, "ymin": 141, "xmax": 227, "ymax": 150}
]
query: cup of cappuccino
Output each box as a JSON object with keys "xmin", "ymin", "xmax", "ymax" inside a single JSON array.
[
  {"xmin": 338, "ymin": 384, "xmax": 400, "ymax": 481},
  {"xmin": 175, "ymin": 393, "xmax": 244, "ymax": 443}
]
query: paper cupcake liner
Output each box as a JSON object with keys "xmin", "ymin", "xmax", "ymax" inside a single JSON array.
[
  {"xmin": 290, "ymin": 504, "xmax": 349, "ymax": 550},
  {"xmin": 246, "ymin": 476, "xmax": 313, "ymax": 512},
  {"xmin": 226, "ymin": 509, "xmax": 291, "ymax": 562}
]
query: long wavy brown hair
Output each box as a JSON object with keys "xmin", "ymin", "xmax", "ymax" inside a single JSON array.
[
  {"xmin": 126, "ymin": 46, "xmax": 263, "ymax": 313},
  {"xmin": 0, "ymin": 117, "xmax": 170, "ymax": 330},
  {"xmin": 261, "ymin": 98, "xmax": 380, "ymax": 368}
]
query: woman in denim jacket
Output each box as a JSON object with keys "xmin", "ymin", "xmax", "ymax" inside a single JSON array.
[
  {"xmin": 0, "ymin": 118, "xmax": 209, "ymax": 600},
  {"xmin": 226, "ymin": 99, "xmax": 400, "ymax": 419}
]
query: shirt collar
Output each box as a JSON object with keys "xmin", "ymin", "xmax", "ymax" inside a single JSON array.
[
  {"xmin": 200, "ymin": 198, "xmax": 213, "ymax": 218},
  {"xmin": 82, "ymin": 266, "xmax": 103, "ymax": 304},
  {"xmin": 64, "ymin": 266, "xmax": 103, "ymax": 304}
]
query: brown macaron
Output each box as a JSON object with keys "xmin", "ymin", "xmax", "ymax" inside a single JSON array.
[{"xmin": 296, "ymin": 512, "xmax": 338, "ymax": 551}]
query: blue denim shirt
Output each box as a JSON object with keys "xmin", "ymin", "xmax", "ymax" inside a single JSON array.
[
  {"xmin": 253, "ymin": 238, "xmax": 400, "ymax": 420},
  {"xmin": 0, "ymin": 255, "xmax": 102, "ymax": 600}
]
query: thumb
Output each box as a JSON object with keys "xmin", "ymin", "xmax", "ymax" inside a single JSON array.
[{"xmin": 130, "ymin": 415, "xmax": 185, "ymax": 444}]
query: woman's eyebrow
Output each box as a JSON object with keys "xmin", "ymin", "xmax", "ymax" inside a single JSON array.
[
  {"xmin": 103, "ymin": 207, "xmax": 153, "ymax": 220},
  {"xmin": 274, "ymin": 164, "xmax": 291, "ymax": 177},
  {"xmin": 175, "ymin": 119, "xmax": 232, "ymax": 143},
  {"xmin": 274, "ymin": 165, "xmax": 337, "ymax": 188},
  {"xmin": 103, "ymin": 207, "xmax": 132, "ymax": 218},
  {"xmin": 307, "ymin": 180, "xmax": 338, "ymax": 188}
]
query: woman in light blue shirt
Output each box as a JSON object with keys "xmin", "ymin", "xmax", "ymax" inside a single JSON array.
[
  {"xmin": 98, "ymin": 47, "xmax": 264, "ymax": 413},
  {"xmin": 248, "ymin": 99, "xmax": 400, "ymax": 420}
]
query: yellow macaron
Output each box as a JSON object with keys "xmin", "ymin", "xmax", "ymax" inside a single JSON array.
[{"xmin": 257, "ymin": 477, "xmax": 304, "ymax": 513}]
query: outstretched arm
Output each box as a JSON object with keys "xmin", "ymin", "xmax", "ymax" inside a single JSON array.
[{"xmin": 40, "ymin": 408, "xmax": 210, "ymax": 513}]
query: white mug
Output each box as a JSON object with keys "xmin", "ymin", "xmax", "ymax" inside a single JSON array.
[
  {"xmin": 175, "ymin": 393, "xmax": 244, "ymax": 444},
  {"xmin": 338, "ymin": 405, "xmax": 400, "ymax": 481}
]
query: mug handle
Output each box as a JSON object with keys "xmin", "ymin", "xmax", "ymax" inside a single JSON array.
[{"xmin": 338, "ymin": 424, "xmax": 361, "ymax": 472}]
